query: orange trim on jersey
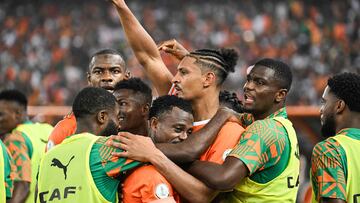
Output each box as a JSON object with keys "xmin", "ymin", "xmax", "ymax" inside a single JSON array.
[
  {"xmin": 46, "ymin": 112, "xmax": 77, "ymax": 151},
  {"xmin": 197, "ymin": 121, "xmax": 245, "ymax": 164}
]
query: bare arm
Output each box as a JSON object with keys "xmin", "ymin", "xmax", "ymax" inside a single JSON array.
[
  {"xmin": 155, "ymin": 107, "xmax": 235, "ymax": 163},
  {"xmin": 8, "ymin": 181, "xmax": 30, "ymax": 203},
  {"xmin": 111, "ymin": 0, "xmax": 173, "ymax": 95},
  {"xmin": 188, "ymin": 157, "xmax": 248, "ymax": 191}
]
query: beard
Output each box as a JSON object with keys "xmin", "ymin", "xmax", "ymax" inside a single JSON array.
[
  {"xmin": 100, "ymin": 120, "xmax": 119, "ymax": 137},
  {"xmin": 321, "ymin": 114, "xmax": 336, "ymax": 138}
]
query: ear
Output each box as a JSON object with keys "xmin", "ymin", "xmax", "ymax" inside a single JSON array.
[
  {"xmin": 87, "ymin": 72, "xmax": 91, "ymax": 85},
  {"xmin": 97, "ymin": 110, "xmax": 108, "ymax": 125},
  {"xmin": 14, "ymin": 107, "xmax": 24, "ymax": 123},
  {"xmin": 275, "ymin": 89, "xmax": 288, "ymax": 103},
  {"xmin": 124, "ymin": 70, "xmax": 131, "ymax": 80},
  {"xmin": 149, "ymin": 117, "xmax": 159, "ymax": 131},
  {"xmin": 142, "ymin": 103, "xmax": 150, "ymax": 116},
  {"xmin": 335, "ymin": 100, "xmax": 346, "ymax": 114},
  {"xmin": 203, "ymin": 72, "xmax": 216, "ymax": 88}
]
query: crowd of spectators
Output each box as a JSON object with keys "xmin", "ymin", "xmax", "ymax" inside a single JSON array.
[{"xmin": 1, "ymin": 0, "xmax": 359, "ymax": 106}]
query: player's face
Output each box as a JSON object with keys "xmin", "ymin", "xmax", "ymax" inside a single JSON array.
[
  {"xmin": 0, "ymin": 101, "xmax": 19, "ymax": 135},
  {"xmin": 100, "ymin": 104, "xmax": 120, "ymax": 137},
  {"xmin": 243, "ymin": 65, "xmax": 280, "ymax": 115},
  {"xmin": 319, "ymin": 86, "xmax": 337, "ymax": 137},
  {"xmin": 113, "ymin": 89, "xmax": 147, "ymax": 132},
  {"xmin": 150, "ymin": 107, "xmax": 193, "ymax": 144},
  {"xmin": 172, "ymin": 57, "xmax": 205, "ymax": 100},
  {"xmin": 87, "ymin": 54, "xmax": 130, "ymax": 92}
]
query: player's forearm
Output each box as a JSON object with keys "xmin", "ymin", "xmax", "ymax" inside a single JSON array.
[
  {"xmin": 114, "ymin": 3, "xmax": 172, "ymax": 95},
  {"xmin": 156, "ymin": 108, "xmax": 231, "ymax": 163},
  {"xmin": 115, "ymin": 3, "xmax": 160, "ymax": 64},
  {"xmin": 149, "ymin": 150, "xmax": 217, "ymax": 203},
  {"xmin": 188, "ymin": 157, "xmax": 248, "ymax": 191}
]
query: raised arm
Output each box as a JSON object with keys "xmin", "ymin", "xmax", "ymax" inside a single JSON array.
[{"xmin": 110, "ymin": 0, "xmax": 173, "ymax": 95}]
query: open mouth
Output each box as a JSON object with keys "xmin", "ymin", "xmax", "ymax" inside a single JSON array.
[
  {"xmin": 244, "ymin": 93, "xmax": 255, "ymax": 105},
  {"xmin": 101, "ymin": 85, "xmax": 114, "ymax": 92}
]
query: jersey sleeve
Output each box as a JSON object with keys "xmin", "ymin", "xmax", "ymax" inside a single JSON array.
[
  {"xmin": 1, "ymin": 141, "xmax": 16, "ymax": 198},
  {"xmin": 200, "ymin": 121, "xmax": 244, "ymax": 164},
  {"xmin": 3, "ymin": 131, "xmax": 32, "ymax": 182},
  {"xmin": 228, "ymin": 120, "xmax": 288, "ymax": 175},
  {"xmin": 311, "ymin": 139, "xmax": 346, "ymax": 201},
  {"xmin": 46, "ymin": 113, "xmax": 77, "ymax": 151},
  {"xmin": 123, "ymin": 165, "xmax": 178, "ymax": 203},
  {"xmin": 95, "ymin": 137, "xmax": 141, "ymax": 179}
]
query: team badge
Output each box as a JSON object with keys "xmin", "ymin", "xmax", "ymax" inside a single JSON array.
[
  {"xmin": 222, "ymin": 149, "xmax": 232, "ymax": 161},
  {"xmin": 155, "ymin": 183, "xmax": 170, "ymax": 199}
]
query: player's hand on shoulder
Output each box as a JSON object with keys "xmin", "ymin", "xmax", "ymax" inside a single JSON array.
[{"xmin": 109, "ymin": 132, "xmax": 158, "ymax": 162}]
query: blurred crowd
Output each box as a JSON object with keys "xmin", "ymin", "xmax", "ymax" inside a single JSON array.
[{"xmin": 0, "ymin": 0, "xmax": 359, "ymax": 106}]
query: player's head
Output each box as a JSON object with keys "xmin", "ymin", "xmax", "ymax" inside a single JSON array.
[
  {"xmin": 172, "ymin": 48, "xmax": 238, "ymax": 100},
  {"xmin": 113, "ymin": 78, "xmax": 152, "ymax": 134},
  {"xmin": 243, "ymin": 58, "xmax": 292, "ymax": 119},
  {"xmin": 0, "ymin": 90, "xmax": 28, "ymax": 135},
  {"xmin": 148, "ymin": 95, "xmax": 193, "ymax": 144},
  {"xmin": 320, "ymin": 72, "xmax": 360, "ymax": 137},
  {"xmin": 87, "ymin": 49, "xmax": 130, "ymax": 92},
  {"xmin": 72, "ymin": 87, "xmax": 119, "ymax": 137},
  {"xmin": 219, "ymin": 90, "xmax": 243, "ymax": 113}
]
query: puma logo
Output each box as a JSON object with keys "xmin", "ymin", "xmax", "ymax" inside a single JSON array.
[
  {"xmin": 40, "ymin": 138, "xmax": 48, "ymax": 144},
  {"xmin": 51, "ymin": 156, "xmax": 75, "ymax": 180}
]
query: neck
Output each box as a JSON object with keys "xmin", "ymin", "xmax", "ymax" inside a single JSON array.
[
  {"xmin": 75, "ymin": 118, "xmax": 97, "ymax": 135},
  {"xmin": 336, "ymin": 112, "xmax": 360, "ymax": 133},
  {"xmin": 253, "ymin": 104, "xmax": 284, "ymax": 121},
  {"xmin": 191, "ymin": 90, "xmax": 219, "ymax": 121},
  {"xmin": 126, "ymin": 121, "xmax": 149, "ymax": 136}
]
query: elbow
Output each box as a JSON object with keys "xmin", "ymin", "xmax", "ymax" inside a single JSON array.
[{"xmin": 206, "ymin": 173, "xmax": 237, "ymax": 191}]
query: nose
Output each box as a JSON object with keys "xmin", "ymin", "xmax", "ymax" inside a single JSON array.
[
  {"xmin": 179, "ymin": 132, "xmax": 188, "ymax": 141},
  {"xmin": 243, "ymin": 81, "xmax": 254, "ymax": 92},
  {"xmin": 101, "ymin": 70, "xmax": 113, "ymax": 82},
  {"xmin": 319, "ymin": 104, "xmax": 324, "ymax": 114},
  {"xmin": 172, "ymin": 72, "xmax": 180, "ymax": 84}
]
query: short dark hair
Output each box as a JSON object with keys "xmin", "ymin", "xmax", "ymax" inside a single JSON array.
[
  {"xmin": 187, "ymin": 48, "xmax": 238, "ymax": 85},
  {"xmin": 89, "ymin": 49, "xmax": 125, "ymax": 70},
  {"xmin": 219, "ymin": 90, "xmax": 243, "ymax": 113},
  {"xmin": 328, "ymin": 72, "xmax": 360, "ymax": 112},
  {"xmin": 72, "ymin": 87, "xmax": 117, "ymax": 118},
  {"xmin": 254, "ymin": 58, "xmax": 293, "ymax": 91},
  {"xmin": 114, "ymin": 78, "xmax": 152, "ymax": 105},
  {"xmin": 0, "ymin": 89, "xmax": 27, "ymax": 108},
  {"xmin": 149, "ymin": 95, "xmax": 193, "ymax": 119}
]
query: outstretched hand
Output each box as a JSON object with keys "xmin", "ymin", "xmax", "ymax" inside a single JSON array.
[
  {"xmin": 158, "ymin": 39, "xmax": 189, "ymax": 61},
  {"xmin": 109, "ymin": 132, "xmax": 159, "ymax": 162}
]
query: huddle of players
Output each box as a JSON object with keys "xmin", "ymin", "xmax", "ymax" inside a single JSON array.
[{"xmin": 1, "ymin": 0, "xmax": 359, "ymax": 203}]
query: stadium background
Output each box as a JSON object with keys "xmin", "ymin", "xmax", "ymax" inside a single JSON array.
[{"xmin": 1, "ymin": 0, "xmax": 359, "ymax": 201}]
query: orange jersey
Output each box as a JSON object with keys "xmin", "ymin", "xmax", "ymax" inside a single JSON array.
[
  {"xmin": 193, "ymin": 120, "xmax": 244, "ymax": 164},
  {"xmin": 123, "ymin": 165, "xmax": 180, "ymax": 203},
  {"xmin": 46, "ymin": 113, "xmax": 77, "ymax": 151}
]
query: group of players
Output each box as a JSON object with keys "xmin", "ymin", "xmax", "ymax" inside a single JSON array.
[{"xmin": 1, "ymin": 0, "xmax": 359, "ymax": 203}]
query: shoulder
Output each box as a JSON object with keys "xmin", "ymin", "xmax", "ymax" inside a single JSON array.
[
  {"xmin": 3, "ymin": 131, "xmax": 26, "ymax": 144},
  {"xmin": 312, "ymin": 138, "xmax": 342, "ymax": 160}
]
